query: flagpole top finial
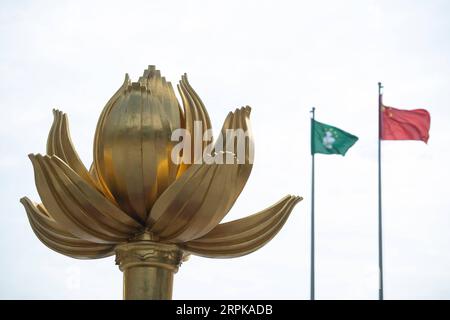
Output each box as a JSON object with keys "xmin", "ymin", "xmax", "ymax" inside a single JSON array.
[{"xmin": 310, "ymin": 107, "xmax": 315, "ymax": 119}]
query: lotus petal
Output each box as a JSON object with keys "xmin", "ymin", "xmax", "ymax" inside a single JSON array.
[
  {"xmin": 21, "ymin": 197, "xmax": 114, "ymax": 259},
  {"xmin": 47, "ymin": 109, "xmax": 100, "ymax": 191},
  {"xmin": 182, "ymin": 195, "xmax": 302, "ymax": 258},
  {"xmin": 176, "ymin": 74, "xmax": 212, "ymax": 176},
  {"xmin": 29, "ymin": 154, "xmax": 142, "ymax": 244}
]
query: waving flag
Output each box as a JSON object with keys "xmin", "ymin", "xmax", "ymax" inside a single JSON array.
[
  {"xmin": 381, "ymin": 106, "xmax": 431, "ymax": 143},
  {"xmin": 311, "ymin": 119, "xmax": 358, "ymax": 156}
]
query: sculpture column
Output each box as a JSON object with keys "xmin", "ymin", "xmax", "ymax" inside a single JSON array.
[{"xmin": 115, "ymin": 240, "xmax": 185, "ymax": 300}]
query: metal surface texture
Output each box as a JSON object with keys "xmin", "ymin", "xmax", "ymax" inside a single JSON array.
[{"xmin": 21, "ymin": 66, "xmax": 302, "ymax": 299}]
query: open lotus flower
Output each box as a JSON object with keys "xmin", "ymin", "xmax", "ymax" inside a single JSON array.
[{"xmin": 21, "ymin": 66, "xmax": 301, "ymax": 264}]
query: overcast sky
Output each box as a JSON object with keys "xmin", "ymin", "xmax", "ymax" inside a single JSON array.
[{"xmin": 1, "ymin": 0, "xmax": 449, "ymax": 299}]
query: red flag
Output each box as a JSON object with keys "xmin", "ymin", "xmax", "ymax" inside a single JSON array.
[{"xmin": 381, "ymin": 106, "xmax": 431, "ymax": 143}]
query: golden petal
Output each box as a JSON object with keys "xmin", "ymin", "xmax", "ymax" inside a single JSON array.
[
  {"xmin": 181, "ymin": 74, "xmax": 212, "ymax": 136},
  {"xmin": 147, "ymin": 107, "xmax": 254, "ymax": 242},
  {"xmin": 21, "ymin": 197, "xmax": 114, "ymax": 259},
  {"xmin": 93, "ymin": 74, "xmax": 131, "ymax": 206},
  {"xmin": 182, "ymin": 196, "xmax": 302, "ymax": 258},
  {"xmin": 176, "ymin": 74, "xmax": 212, "ymax": 176},
  {"xmin": 220, "ymin": 106, "xmax": 253, "ymax": 192},
  {"xmin": 148, "ymin": 162, "xmax": 238, "ymax": 242},
  {"xmin": 51, "ymin": 156, "xmax": 143, "ymax": 231},
  {"xmin": 47, "ymin": 109, "xmax": 101, "ymax": 191},
  {"xmin": 29, "ymin": 154, "xmax": 141, "ymax": 244}
]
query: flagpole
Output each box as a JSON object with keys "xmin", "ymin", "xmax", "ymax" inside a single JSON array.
[
  {"xmin": 310, "ymin": 107, "xmax": 315, "ymax": 300},
  {"xmin": 378, "ymin": 82, "xmax": 384, "ymax": 300}
]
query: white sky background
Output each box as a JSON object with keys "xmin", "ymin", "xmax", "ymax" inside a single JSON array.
[{"xmin": 1, "ymin": 0, "xmax": 449, "ymax": 299}]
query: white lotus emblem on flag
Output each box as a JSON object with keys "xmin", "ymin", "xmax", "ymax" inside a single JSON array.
[{"xmin": 323, "ymin": 131, "xmax": 335, "ymax": 149}]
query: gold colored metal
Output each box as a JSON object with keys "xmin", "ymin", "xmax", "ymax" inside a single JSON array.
[
  {"xmin": 115, "ymin": 240, "xmax": 186, "ymax": 300},
  {"xmin": 21, "ymin": 65, "xmax": 302, "ymax": 299}
]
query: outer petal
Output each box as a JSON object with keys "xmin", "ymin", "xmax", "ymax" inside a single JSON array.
[
  {"xmin": 47, "ymin": 109, "xmax": 101, "ymax": 192},
  {"xmin": 29, "ymin": 154, "xmax": 142, "ymax": 244},
  {"xmin": 176, "ymin": 74, "xmax": 213, "ymax": 176},
  {"xmin": 21, "ymin": 197, "xmax": 115, "ymax": 259},
  {"xmin": 93, "ymin": 68, "xmax": 182, "ymax": 223},
  {"xmin": 182, "ymin": 196, "xmax": 302, "ymax": 258},
  {"xmin": 216, "ymin": 106, "xmax": 253, "ymax": 193},
  {"xmin": 147, "ymin": 107, "xmax": 253, "ymax": 242}
]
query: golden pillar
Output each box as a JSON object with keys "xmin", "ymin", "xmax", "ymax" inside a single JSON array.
[
  {"xmin": 116, "ymin": 240, "xmax": 185, "ymax": 300},
  {"xmin": 20, "ymin": 66, "xmax": 302, "ymax": 299}
]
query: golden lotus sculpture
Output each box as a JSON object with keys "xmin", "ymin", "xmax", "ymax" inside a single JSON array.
[{"xmin": 20, "ymin": 66, "xmax": 302, "ymax": 299}]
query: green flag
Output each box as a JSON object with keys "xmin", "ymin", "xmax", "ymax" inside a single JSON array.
[{"xmin": 311, "ymin": 119, "xmax": 358, "ymax": 155}]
